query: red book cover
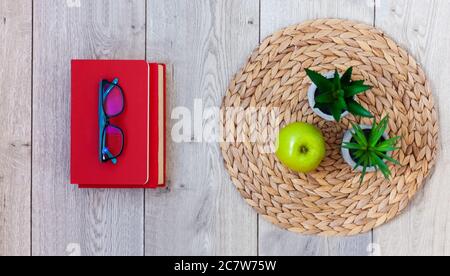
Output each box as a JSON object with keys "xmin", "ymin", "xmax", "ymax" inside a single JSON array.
[
  {"xmin": 72, "ymin": 60, "xmax": 166, "ymax": 189},
  {"xmin": 71, "ymin": 60, "xmax": 149, "ymax": 186}
]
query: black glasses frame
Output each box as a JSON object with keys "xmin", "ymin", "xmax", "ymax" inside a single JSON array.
[{"xmin": 99, "ymin": 79, "xmax": 125, "ymax": 163}]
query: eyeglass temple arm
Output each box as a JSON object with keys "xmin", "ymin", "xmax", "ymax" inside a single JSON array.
[
  {"xmin": 102, "ymin": 148, "xmax": 118, "ymax": 165},
  {"xmin": 103, "ymin": 78, "xmax": 120, "ymax": 99}
]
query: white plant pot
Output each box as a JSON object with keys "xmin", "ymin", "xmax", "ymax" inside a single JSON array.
[
  {"xmin": 307, "ymin": 71, "xmax": 350, "ymax": 122},
  {"xmin": 341, "ymin": 125, "xmax": 391, "ymax": 173}
]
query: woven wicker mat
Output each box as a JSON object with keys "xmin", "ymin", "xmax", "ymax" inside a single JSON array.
[{"xmin": 220, "ymin": 19, "xmax": 439, "ymax": 236}]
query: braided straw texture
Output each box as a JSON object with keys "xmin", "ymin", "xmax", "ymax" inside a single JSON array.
[{"xmin": 220, "ymin": 19, "xmax": 439, "ymax": 236}]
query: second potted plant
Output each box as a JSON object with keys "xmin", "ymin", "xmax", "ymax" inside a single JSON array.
[
  {"xmin": 306, "ymin": 67, "xmax": 373, "ymax": 122},
  {"xmin": 341, "ymin": 116, "xmax": 401, "ymax": 182}
]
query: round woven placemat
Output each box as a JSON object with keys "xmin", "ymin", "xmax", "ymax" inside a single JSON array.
[{"xmin": 220, "ymin": 19, "xmax": 439, "ymax": 236}]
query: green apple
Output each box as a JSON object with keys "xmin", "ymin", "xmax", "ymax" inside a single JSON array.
[{"xmin": 275, "ymin": 122, "xmax": 326, "ymax": 173}]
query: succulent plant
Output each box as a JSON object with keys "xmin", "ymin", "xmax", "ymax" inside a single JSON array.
[
  {"xmin": 343, "ymin": 116, "xmax": 401, "ymax": 183},
  {"xmin": 306, "ymin": 67, "xmax": 374, "ymax": 122}
]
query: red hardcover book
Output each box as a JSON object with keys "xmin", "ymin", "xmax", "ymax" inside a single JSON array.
[{"xmin": 71, "ymin": 60, "xmax": 166, "ymax": 188}]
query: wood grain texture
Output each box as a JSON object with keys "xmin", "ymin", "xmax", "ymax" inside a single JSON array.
[
  {"xmin": 32, "ymin": 0, "xmax": 146, "ymax": 256},
  {"xmin": 145, "ymin": 0, "xmax": 259, "ymax": 256},
  {"xmin": 259, "ymin": 0, "xmax": 375, "ymax": 256},
  {"xmin": 0, "ymin": 0, "xmax": 32, "ymax": 256},
  {"xmin": 374, "ymin": 0, "xmax": 449, "ymax": 256},
  {"xmin": 0, "ymin": 0, "xmax": 445, "ymax": 256}
]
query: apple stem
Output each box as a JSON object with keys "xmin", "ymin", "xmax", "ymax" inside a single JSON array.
[{"xmin": 300, "ymin": 145, "xmax": 309, "ymax": 154}]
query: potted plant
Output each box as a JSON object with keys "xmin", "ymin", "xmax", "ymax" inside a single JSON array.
[
  {"xmin": 342, "ymin": 116, "xmax": 401, "ymax": 182},
  {"xmin": 306, "ymin": 67, "xmax": 373, "ymax": 122}
]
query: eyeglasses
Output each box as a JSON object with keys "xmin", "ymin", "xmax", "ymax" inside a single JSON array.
[{"xmin": 99, "ymin": 78, "xmax": 125, "ymax": 164}]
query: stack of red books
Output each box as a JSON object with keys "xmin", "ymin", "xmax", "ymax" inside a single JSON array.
[{"xmin": 71, "ymin": 60, "xmax": 166, "ymax": 189}]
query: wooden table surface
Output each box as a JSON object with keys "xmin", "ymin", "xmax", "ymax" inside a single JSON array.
[{"xmin": 0, "ymin": 0, "xmax": 449, "ymax": 256}]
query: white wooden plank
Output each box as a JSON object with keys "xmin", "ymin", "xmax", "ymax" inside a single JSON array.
[
  {"xmin": 145, "ymin": 0, "xmax": 259, "ymax": 256},
  {"xmin": 0, "ymin": 0, "xmax": 32, "ymax": 256},
  {"xmin": 374, "ymin": 0, "xmax": 450, "ymax": 256},
  {"xmin": 259, "ymin": 0, "xmax": 375, "ymax": 256},
  {"xmin": 32, "ymin": 0, "xmax": 146, "ymax": 256}
]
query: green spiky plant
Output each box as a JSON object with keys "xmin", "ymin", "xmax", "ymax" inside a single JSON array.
[
  {"xmin": 306, "ymin": 67, "xmax": 374, "ymax": 121},
  {"xmin": 343, "ymin": 116, "xmax": 401, "ymax": 183}
]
